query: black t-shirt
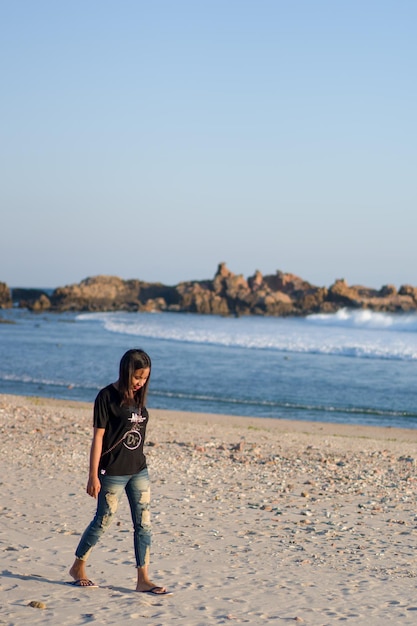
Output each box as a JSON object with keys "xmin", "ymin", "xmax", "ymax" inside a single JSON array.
[{"xmin": 94, "ymin": 384, "xmax": 149, "ymax": 476}]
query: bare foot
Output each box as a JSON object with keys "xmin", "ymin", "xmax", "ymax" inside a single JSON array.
[
  {"xmin": 136, "ymin": 581, "xmax": 166, "ymax": 592},
  {"xmin": 69, "ymin": 558, "xmax": 88, "ymax": 582},
  {"xmin": 136, "ymin": 565, "xmax": 170, "ymax": 594}
]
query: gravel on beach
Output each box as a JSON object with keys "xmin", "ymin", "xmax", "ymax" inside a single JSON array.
[{"xmin": 1, "ymin": 393, "xmax": 417, "ymax": 625}]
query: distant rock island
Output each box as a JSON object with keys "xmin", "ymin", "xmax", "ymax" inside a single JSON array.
[{"xmin": 2, "ymin": 263, "xmax": 417, "ymax": 316}]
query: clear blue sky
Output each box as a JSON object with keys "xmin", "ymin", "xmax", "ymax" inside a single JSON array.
[{"xmin": 1, "ymin": 0, "xmax": 416, "ymax": 289}]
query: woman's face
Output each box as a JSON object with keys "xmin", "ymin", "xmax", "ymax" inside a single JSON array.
[{"xmin": 130, "ymin": 367, "xmax": 150, "ymax": 393}]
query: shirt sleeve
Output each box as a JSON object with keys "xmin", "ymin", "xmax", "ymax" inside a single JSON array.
[{"xmin": 94, "ymin": 388, "xmax": 110, "ymax": 429}]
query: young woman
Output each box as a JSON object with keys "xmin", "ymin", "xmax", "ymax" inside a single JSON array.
[{"xmin": 69, "ymin": 348, "xmax": 170, "ymax": 594}]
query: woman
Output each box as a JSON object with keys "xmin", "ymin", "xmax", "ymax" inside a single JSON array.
[{"xmin": 68, "ymin": 348, "xmax": 170, "ymax": 594}]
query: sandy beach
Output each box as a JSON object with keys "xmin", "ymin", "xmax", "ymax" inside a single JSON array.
[{"xmin": 1, "ymin": 393, "xmax": 417, "ymax": 625}]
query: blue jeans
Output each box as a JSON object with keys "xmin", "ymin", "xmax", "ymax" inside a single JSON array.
[{"xmin": 75, "ymin": 468, "xmax": 152, "ymax": 568}]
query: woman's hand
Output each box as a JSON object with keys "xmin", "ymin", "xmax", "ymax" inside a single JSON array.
[{"xmin": 86, "ymin": 475, "xmax": 101, "ymax": 498}]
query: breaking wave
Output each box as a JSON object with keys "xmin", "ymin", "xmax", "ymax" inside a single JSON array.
[{"xmin": 76, "ymin": 310, "xmax": 417, "ymax": 361}]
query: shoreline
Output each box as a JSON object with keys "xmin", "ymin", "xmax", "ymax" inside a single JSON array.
[
  {"xmin": 3, "ymin": 391, "xmax": 417, "ymax": 443},
  {"xmin": 1, "ymin": 393, "xmax": 417, "ymax": 624}
]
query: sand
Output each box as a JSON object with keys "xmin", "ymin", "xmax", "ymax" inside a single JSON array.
[{"xmin": 1, "ymin": 393, "xmax": 417, "ymax": 625}]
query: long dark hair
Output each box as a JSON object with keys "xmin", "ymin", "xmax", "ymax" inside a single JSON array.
[{"xmin": 118, "ymin": 348, "xmax": 152, "ymax": 408}]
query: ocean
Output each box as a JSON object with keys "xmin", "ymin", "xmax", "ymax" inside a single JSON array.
[{"xmin": 0, "ymin": 307, "xmax": 416, "ymax": 429}]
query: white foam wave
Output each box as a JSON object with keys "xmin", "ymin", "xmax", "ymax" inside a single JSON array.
[
  {"xmin": 0, "ymin": 372, "xmax": 99, "ymax": 391},
  {"xmin": 307, "ymin": 308, "xmax": 417, "ymax": 331},
  {"xmin": 75, "ymin": 311, "xmax": 417, "ymax": 361},
  {"xmin": 1, "ymin": 372, "xmax": 74, "ymax": 387}
]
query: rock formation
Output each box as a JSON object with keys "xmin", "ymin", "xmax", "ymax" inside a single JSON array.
[
  {"xmin": 0, "ymin": 282, "xmax": 12, "ymax": 309},
  {"xmin": 11, "ymin": 288, "xmax": 51, "ymax": 311},
  {"xmin": 3, "ymin": 264, "xmax": 417, "ymax": 316}
]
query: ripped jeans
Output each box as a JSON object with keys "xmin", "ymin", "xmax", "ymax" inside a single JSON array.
[{"xmin": 75, "ymin": 468, "xmax": 151, "ymax": 568}]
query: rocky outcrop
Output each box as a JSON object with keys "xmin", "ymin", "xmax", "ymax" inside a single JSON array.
[
  {"xmin": 327, "ymin": 279, "xmax": 417, "ymax": 312},
  {"xmin": 48, "ymin": 275, "xmax": 180, "ymax": 312},
  {"xmin": 2, "ymin": 264, "xmax": 417, "ymax": 316},
  {"xmin": 0, "ymin": 282, "xmax": 12, "ymax": 309},
  {"xmin": 12, "ymin": 288, "xmax": 51, "ymax": 311}
]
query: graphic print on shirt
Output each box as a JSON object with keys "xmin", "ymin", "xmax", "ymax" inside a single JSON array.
[{"xmin": 123, "ymin": 411, "xmax": 147, "ymax": 451}]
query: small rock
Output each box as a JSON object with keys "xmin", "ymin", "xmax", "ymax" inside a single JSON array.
[{"xmin": 28, "ymin": 601, "xmax": 46, "ymax": 609}]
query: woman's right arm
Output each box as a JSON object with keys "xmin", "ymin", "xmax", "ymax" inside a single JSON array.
[{"xmin": 86, "ymin": 427, "xmax": 106, "ymax": 498}]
